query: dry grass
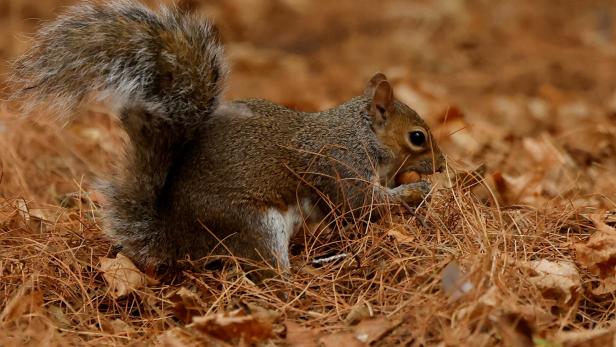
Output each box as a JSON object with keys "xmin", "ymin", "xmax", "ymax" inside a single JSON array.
[
  {"xmin": 1, "ymin": 170, "xmax": 612, "ymax": 346},
  {"xmin": 2, "ymin": 0, "xmax": 616, "ymax": 346}
]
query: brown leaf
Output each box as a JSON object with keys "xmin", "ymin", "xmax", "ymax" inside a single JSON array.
[
  {"xmin": 496, "ymin": 172, "xmax": 542, "ymax": 205},
  {"xmin": 47, "ymin": 305, "xmax": 72, "ymax": 330},
  {"xmin": 169, "ymin": 287, "xmax": 207, "ymax": 323},
  {"xmin": 522, "ymin": 259, "xmax": 580, "ymax": 303},
  {"xmin": 285, "ymin": 321, "xmax": 319, "ymax": 347},
  {"xmin": 493, "ymin": 313, "xmax": 534, "ymax": 347},
  {"xmin": 110, "ymin": 319, "xmax": 133, "ymax": 335},
  {"xmin": 386, "ymin": 225, "xmax": 415, "ymax": 245},
  {"xmin": 575, "ymin": 214, "xmax": 616, "ymax": 281},
  {"xmin": 353, "ymin": 317, "xmax": 401, "ymax": 344},
  {"xmin": 242, "ymin": 301, "xmax": 281, "ymax": 325},
  {"xmin": 345, "ymin": 300, "xmax": 373, "ymax": 325},
  {"xmin": 191, "ymin": 308, "xmax": 273, "ymax": 343},
  {"xmin": 157, "ymin": 327, "xmax": 231, "ymax": 347},
  {"xmin": 555, "ymin": 328, "xmax": 616, "ymax": 347},
  {"xmin": 14, "ymin": 198, "xmax": 29, "ymax": 223},
  {"xmin": 522, "ymin": 137, "xmax": 558, "ymax": 165},
  {"xmin": 590, "ymin": 277, "xmax": 616, "ymax": 296},
  {"xmin": 455, "ymin": 164, "xmax": 487, "ymax": 190},
  {"xmin": 0, "ymin": 287, "xmax": 43, "ymax": 323},
  {"xmin": 157, "ymin": 328, "xmax": 195, "ymax": 347},
  {"xmin": 100, "ymin": 253, "xmax": 158, "ymax": 298},
  {"xmin": 319, "ymin": 332, "xmax": 366, "ymax": 347}
]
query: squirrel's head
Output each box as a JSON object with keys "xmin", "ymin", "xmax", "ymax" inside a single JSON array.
[{"xmin": 364, "ymin": 73, "xmax": 445, "ymax": 187}]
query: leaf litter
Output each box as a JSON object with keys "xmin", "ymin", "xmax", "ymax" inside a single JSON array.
[{"xmin": 2, "ymin": 0, "xmax": 616, "ymax": 345}]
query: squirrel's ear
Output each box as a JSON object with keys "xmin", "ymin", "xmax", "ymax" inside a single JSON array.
[
  {"xmin": 365, "ymin": 73, "xmax": 394, "ymax": 125},
  {"xmin": 363, "ymin": 73, "xmax": 387, "ymax": 96}
]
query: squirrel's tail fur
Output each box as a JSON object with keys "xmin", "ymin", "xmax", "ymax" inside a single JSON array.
[{"xmin": 12, "ymin": 1, "xmax": 227, "ymax": 269}]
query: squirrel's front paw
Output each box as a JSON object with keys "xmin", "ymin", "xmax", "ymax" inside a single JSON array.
[{"xmin": 393, "ymin": 181, "xmax": 432, "ymax": 206}]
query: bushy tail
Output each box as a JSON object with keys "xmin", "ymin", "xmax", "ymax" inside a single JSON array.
[
  {"xmin": 11, "ymin": 0, "xmax": 227, "ymax": 268},
  {"xmin": 12, "ymin": 0, "xmax": 226, "ymax": 121}
]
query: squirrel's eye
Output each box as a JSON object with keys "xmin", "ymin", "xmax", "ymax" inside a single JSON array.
[{"xmin": 409, "ymin": 130, "xmax": 427, "ymax": 148}]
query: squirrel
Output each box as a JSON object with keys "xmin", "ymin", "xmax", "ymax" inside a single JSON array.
[{"xmin": 11, "ymin": 1, "xmax": 445, "ymax": 275}]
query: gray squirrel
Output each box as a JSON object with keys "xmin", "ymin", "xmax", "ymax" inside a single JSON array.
[{"xmin": 11, "ymin": 1, "xmax": 445, "ymax": 275}]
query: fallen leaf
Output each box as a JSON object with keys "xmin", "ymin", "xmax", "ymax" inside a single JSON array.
[
  {"xmin": 345, "ymin": 300, "xmax": 373, "ymax": 325},
  {"xmin": 478, "ymin": 286, "xmax": 501, "ymax": 307},
  {"xmin": 442, "ymin": 118, "xmax": 483, "ymax": 156},
  {"xmin": 437, "ymin": 105, "xmax": 465, "ymax": 123},
  {"xmin": 493, "ymin": 312, "xmax": 534, "ymax": 347},
  {"xmin": 285, "ymin": 321, "xmax": 319, "ymax": 347},
  {"xmin": 454, "ymin": 164, "xmax": 487, "ymax": 190},
  {"xmin": 47, "ymin": 305, "xmax": 72, "ymax": 330},
  {"xmin": 319, "ymin": 332, "xmax": 365, "ymax": 347},
  {"xmin": 157, "ymin": 328, "xmax": 194, "ymax": 347},
  {"xmin": 495, "ymin": 172, "xmax": 542, "ymax": 205},
  {"xmin": 555, "ymin": 328, "xmax": 616, "ymax": 347},
  {"xmin": 353, "ymin": 317, "xmax": 402, "ymax": 344},
  {"xmin": 575, "ymin": 214, "xmax": 616, "ymax": 288},
  {"xmin": 14, "ymin": 198, "xmax": 30, "ymax": 223},
  {"xmin": 590, "ymin": 277, "xmax": 616, "ymax": 296},
  {"xmin": 157, "ymin": 327, "xmax": 231, "ymax": 347},
  {"xmin": 110, "ymin": 319, "xmax": 133, "ymax": 335},
  {"xmin": 522, "ymin": 137, "xmax": 560, "ymax": 165},
  {"xmin": 522, "ymin": 259, "xmax": 580, "ymax": 303},
  {"xmin": 242, "ymin": 301, "xmax": 281, "ymax": 325},
  {"xmin": 169, "ymin": 287, "xmax": 207, "ymax": 323},
  {"xmin": 394, "ymin": 84, "xmax": 431, "ymax": 118},
  {"xmin": 100, "ymin": 253, "xmax": 158, "ymax": 298},
  {"xmin": 0, "ymin": 287, "xmax": 43, "ymax": 323},
  {"xmin": 386, "ymin": 225, "xmax": 415, "ymax": 244},
  {"xmin": 191, "ymin": 308, "xmax": 273, "ymax": 343}
]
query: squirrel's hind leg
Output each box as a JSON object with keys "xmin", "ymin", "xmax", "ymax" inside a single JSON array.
[{"xmin": 222, "ymin": 204, "xmax": 302, "ymax": 276}]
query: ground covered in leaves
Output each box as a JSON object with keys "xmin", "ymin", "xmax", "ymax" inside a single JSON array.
[{"xmin": 2, "ymin": 0, "xmax": 616, "ymax": 346}]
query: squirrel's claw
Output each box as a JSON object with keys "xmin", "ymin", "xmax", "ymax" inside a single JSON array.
[{"xmin": 392, "ymin": 180, "xmax": 432, "ymax": 206}]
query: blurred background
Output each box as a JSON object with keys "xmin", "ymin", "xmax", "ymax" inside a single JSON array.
[{"xmin": 1, "ymin": 0, "xmax": 616, "ymax": 207}]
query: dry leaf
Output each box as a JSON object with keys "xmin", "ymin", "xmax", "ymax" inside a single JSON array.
[
  {"xmin": 157, "ymin": 327, "xmax": 231, "ymax": 347},
  {"xmin": 191, "ymin": 308, "xmax": 273, "ymax": 343},
  {"xmin": 100, "ymin": 253, "xmax": 158, "ymax": 298},
  {"xmin": 47, "ymin": 305, "xmax": 72, "ymax": 330},
  {"xmin": 495, "ymin": 172, "xmax": 542, "ymax": 205},
  {"xmin": 0, "ymin": 287, "xmax": 43, "ymax": 323},
  {"xmin": 169, "ymin": 287, "xmax": 207, "ymax": 323},
  {"xmin": 493, "ymin": 312, "xmax": 534, "ymax": 347},
  {"xmin": 479, "ymin": 286, "xmax": 500, "ymax": 307},
  {"xmin": 522, "ymin": 259, "xmax": 580, "ymax": 303},
  {"xmin": 522, "ymin": 137, "xmax": 558, "ymax": 164},
  {"xmin": 157, "ymin": 328, "xmax": 192, "ymax": 347},
  {"xmin": 110, "ymin": 319, "xmax": 133, "ymax": 335},
  {"xmin": 353, "ymin": 317, "xmax": 401, "ymax": 344},
  {"xmin": 590, "ymin": 277, "xmax": 616, "ymax": 296},
  {"xmin": 441, "ymin": 118, "xmax": 483, "ymax": 156},
  {"xmin": 285, "ymin": 321, "xmax": 319, "ymax": 347},
  {"xmin": 555, "ymin": 328, "xmax": 616, "ymax": 347},
  {"xmin": 319, "ymin": 332, "xmax": 365, "ymax": 347},
  {"xmin": 454, "ymin": 164, "xmax": 487, "ymax": 190},
  {"xmin": 394, "ymin": 84, "xmax": 430, "ymax": 118},
  {"xmin": 386, "ymin": 225, "xmax": 415, "ymax": 244},
  {"xmin": 242, "ymin": 301, "xmax": 281, "ymax": 324},
  {"xmin": 575, "ymin": 214, "xmax": 616, "ymax": 295},
  {"xmin": 14, "ymin": 198, "xmax": 29, "ymax": 223},
  {"xmin": 345, "ymin": 300, "xmax": 373, "ymax": 325}
]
